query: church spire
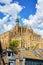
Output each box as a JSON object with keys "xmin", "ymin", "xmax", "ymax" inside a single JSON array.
[
  {"xmin": 15, "ymin": 15, "xmax": 19, "ymax": 33},
  {"xmin": 16, "ymin": 15, "xmax": 19, "ymax": 25}
]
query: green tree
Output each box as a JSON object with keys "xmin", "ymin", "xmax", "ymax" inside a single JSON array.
[
  {"xmin": 9, "ymin": 40, "xmax": 19, "ymax": 54},
  {"xmin": 31, "ymin": 46, "xmax": 36, "ymax": 50}
]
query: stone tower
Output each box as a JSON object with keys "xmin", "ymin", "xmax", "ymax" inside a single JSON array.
[
  {"xmin": 16, "ymin": 16, "xmax": 19, "ymax": 26},
  {"xmin": 16, "ymin": 16, "xmax": 19, "ymax": 34}
]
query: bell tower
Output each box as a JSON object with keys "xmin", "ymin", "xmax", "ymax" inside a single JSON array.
[
  {"xmin": 16, "ymin": 16, "xmax": 19, "ymax": 34},
  {"xmin": 16, "ymin": 16, "xmax": 19, "ymax": 26}
]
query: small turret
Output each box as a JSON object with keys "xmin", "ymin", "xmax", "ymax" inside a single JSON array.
[{"xmin": 30, "ymin": 26, "xmax": 33, "ymax": 33}]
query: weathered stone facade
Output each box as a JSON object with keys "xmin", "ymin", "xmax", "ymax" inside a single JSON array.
[{"xmin": 0, "ymin": 18, "xmax": 43, "ymax": 49}]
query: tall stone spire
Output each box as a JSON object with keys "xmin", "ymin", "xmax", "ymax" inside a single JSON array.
[
  {"xmin": 16, "ymin": 15, "xmax": 19, "ymax": 26},
  {"xmin": 15, "ymin": 15, "xmax": 19, "ymax": 34}
]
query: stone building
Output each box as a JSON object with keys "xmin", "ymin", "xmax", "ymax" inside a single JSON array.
[{"xmin": 0, "ymin": 18, "xmax": 43, "ymax": 49}]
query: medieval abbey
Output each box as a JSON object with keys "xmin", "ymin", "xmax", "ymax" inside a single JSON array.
[{"xmin": 0, "ymin": 18, "xmax": 43, "ymax": 49}]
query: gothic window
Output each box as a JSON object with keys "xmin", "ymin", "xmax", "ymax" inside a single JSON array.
[
  {"xmin": 15, "ymin": 31, "xmax": 16, "ymax": 35},
  {"xmin": 22, "ymin": 28, "xmax": 26, "ymax": 33},
  {"xmin": 18, "ymin": 27, "xmax": 21, "ymax": 34},
  {"xmin": 19, "ymin": 28, "xmax": 21, "ymax": 32}
]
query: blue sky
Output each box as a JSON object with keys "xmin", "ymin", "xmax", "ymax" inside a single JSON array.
[
  {"xmin": 0, "ymin": 0, "xmax": 37, "ymax": 19},
  {"xmin": 0, "ymin": 0, "xmax": 43, "ymax": 37},
  {"xmin": 14, "ymin": 0, "xmax": 37, "ymax": 18}
]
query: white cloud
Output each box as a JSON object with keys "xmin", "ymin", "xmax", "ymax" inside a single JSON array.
[
  {"xmin": 0, "ymin": 15, "xmax": 9, "ymax": 25},
  {"xmin": 0, "ymin": 0, "xmax": 24, "ymax": 34},
  {"xmin": 0, "ymin": 2, "xmax": 23, "ymax": 17},
  {"xmin": 4, "ymin": 24, "xmax": 13, "ymax": 31},
  {"xmin": 22, "ymin": 0, "xmax": 43, "ymax": 37},
  {"xmin": 0, "ymin": 0, "xmax": 12, "ymax": 4}
]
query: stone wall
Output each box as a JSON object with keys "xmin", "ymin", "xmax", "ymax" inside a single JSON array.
[{"xmin": 0, "ymin": 20, "xmax": 43, "ymax": 49}]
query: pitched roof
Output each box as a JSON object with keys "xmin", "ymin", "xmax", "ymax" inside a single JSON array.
[{"xmin": 18, "ymin": 49, "xmax": 43, "ymax": 60}]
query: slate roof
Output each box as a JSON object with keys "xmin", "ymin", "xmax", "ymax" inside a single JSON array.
[{"xmin": 18, "ymin": 49, "xmax": 43, "ymax": 60}]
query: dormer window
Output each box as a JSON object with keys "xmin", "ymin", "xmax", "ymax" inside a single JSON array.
[
  {"xmin": 8, "ymin": 52, "xmax": 11, "ymax": 56},
  {"xmin": 6, "ymin": 49, "xmax": 13, "ymax": 57}
]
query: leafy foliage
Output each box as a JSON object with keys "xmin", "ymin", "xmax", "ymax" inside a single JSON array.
[
  {"xmin": 9, "ymin": 40, "xmax": 19, "ymax": 54},
  {"xmin": 31, "ymin": 46, "xmax": 36, "ymax": 50}
]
